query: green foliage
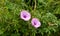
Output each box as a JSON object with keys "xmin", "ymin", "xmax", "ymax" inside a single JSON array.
[{"xmin": 0, "ymin": 0, "xmax": 60, "ymax": 36}]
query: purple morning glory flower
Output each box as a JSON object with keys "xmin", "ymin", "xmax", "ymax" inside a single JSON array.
[
  {"xmin": 20, "ymin": 10, "xmax": 31, "ymax": 21},
  {"xmin": 31, "ymin": 18, "xmax": 41, "ymax": 28}
]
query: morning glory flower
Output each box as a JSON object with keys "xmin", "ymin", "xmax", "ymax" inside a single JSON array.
[
  {"xmin": 31, "ymin": 18, "xmax": 41, "ymax": 28},
  {"xmin": 20, "ymin": 10, "xmax": 31, "ymax": 21}
]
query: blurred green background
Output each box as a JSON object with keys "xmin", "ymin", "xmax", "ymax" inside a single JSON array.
[{"xmin": 0, "ymin": 0, "xmax": 60, "ymax": 36}]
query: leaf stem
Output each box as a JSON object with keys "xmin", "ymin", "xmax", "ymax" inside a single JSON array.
[{"xmin": 34, "ymin": 0, "xmax": 36, "ymax": 10}]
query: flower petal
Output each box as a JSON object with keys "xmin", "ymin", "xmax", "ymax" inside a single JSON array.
[
  {"xmin": 20, "ymin": 10, "xmax": 31, "ymax": 21},
  {"xmin": 31, "ymin": 18, "xmax": 41, "ymax": 28}
]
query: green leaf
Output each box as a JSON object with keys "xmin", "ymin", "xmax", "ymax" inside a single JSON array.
[{"xmin": 0, "ymin": 30, "xmax": 4, "ymax": 35}]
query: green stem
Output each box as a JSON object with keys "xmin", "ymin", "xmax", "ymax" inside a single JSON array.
[{"xmin": 34, "ymin": 0, "xmax": 36, "ymax": 10}]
